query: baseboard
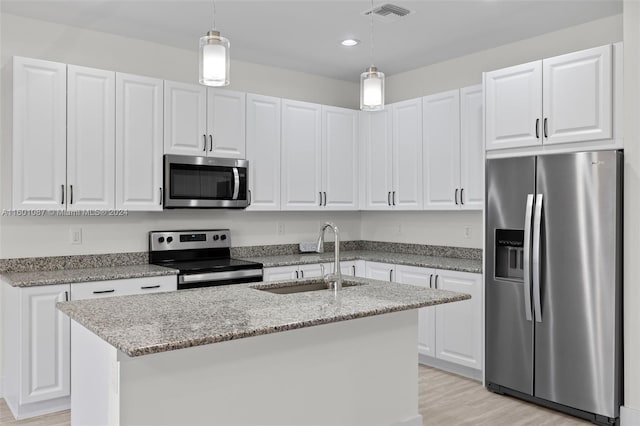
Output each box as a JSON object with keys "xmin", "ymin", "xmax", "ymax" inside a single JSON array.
[
  {"xmin": 6, "ymin": 396, "xmax": 69, "ymax": 420},
  {"xmin": 621, "ymin": 405, "xmax": 640, "ymax": 426},
  {"xmin": 393, "ymin": 414, "xmax": 423, "ymax": 426},
  {"xmin": 419, "ymin": 354, "xmax": 482, "ymax": 381}
]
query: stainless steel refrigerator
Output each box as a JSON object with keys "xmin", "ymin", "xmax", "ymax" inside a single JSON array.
[{"xmin": 485, "ymin": 150, "xmax": 622, "ymax": 425}]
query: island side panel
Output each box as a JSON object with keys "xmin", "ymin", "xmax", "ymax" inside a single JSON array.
[
  {"xmin": 117, "ymin": 310, "xmax": 421, "ymax": 426},
  {"xmin": 70, "ymin": 320, "xmax": 119, "ymax": 426}
]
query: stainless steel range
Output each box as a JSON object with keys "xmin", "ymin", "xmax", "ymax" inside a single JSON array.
[{"xmin": 149, "ymin": 229, "xmax": 263, "ymax": 290}]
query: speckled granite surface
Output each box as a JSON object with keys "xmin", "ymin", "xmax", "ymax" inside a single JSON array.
[
  {"xmin": 230, "ymin": 241, "xmax": 361, "ymax": 258},
  {"xmin": 0, "ymin": 252, "xmax": 148, "ymax": 273},
  {"xmin": 241, "ymin": 250, "xmax": 483, "ymax": 274},
  {"xmin": 57, "ymin": 276, "xmax": 470, "ymax": 357},
  {"xmin": 2, "ymin": 264, "xmax": 177, "ymax": 287}
]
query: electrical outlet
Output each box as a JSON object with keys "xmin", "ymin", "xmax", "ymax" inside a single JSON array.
[
  {"xmin": 464, "ymin": 226, "xmax": 472, "ymax": 239},
  {"xmin": 70, "ymin": 228, "xmax": 82, "ymax": 245},
  {"xmin": 277, "ymin": 222, "xmax": 285, "ymax": 235}
]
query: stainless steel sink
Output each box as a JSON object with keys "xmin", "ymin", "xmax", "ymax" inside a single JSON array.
[{"xmin": 253, "ymin": 279, "xmax": 363, "ymax": 295}]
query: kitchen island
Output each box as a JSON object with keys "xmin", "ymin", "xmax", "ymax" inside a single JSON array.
[{"xmin": 58, "ymin": 276, "xmax": 470, "ymax": 426}]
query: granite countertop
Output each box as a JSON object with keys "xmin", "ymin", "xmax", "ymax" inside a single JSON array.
[
  {"xmin": 241, "ymin": 250, "xmax": 483, "ymax": 274},
  {"xmin": 2, "ymin": 264, "xmax": 178, "ymax": 287},
  {"xmin": 57, "ymin": 276, "xmax": 470, "ymax": 357}
]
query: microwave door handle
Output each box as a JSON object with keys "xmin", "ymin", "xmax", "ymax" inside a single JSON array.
[{"xmin": 232, "ymin": 167, "xmax": 240, "ymax": 200}]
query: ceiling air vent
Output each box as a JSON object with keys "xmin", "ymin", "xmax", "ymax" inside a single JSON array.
[{"xmin": 362, "ymin": 4, "xmax": 414, "ymax": 23}]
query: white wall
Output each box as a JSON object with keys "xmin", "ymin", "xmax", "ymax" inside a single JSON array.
[
  {"xmin": 360, "ymin": 14, "xmax": 622, "ymax": 249},
  {"xmin": 622, "ymin": 1, "xmax": 640, "ymax": 420}
]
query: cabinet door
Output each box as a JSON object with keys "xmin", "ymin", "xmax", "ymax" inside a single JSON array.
[
  {"xmin": 20, "ymin": 284, "xmax": 70, "ymax": 404},
  {"xmin": 322, "ymin": 106, "xmax": 358, "ymax": 210},
  {"xmin": 281, "ymin": 99, "xmax": 322, "ymax": 210},
  {"xmin": 361, "ymin": 110, "xmax": 393, "ymax": 210},
  {"xmin": 485, "ymin": 61, "xmax": 542, "ymax": 150},
  {"xmin": 460, "ymin": 85, "xmax": 484, "ymax": 210},
  {"xmin": 423, "ymin": 90, "xmax": 460, "ymax": 210},
  {"xmin": 299, "ymin": 263, "xmax": 328, "ymax": 279},
  {"xmin": 67, "ymin": 65, "xmax": 115, "ymax": 210},
  {"xmin": 434, "ymin": 270, "xmax": 482, "ymax": 370},
  {"xmin": 71, "ymin": 276, "xmax": 176, "ymax": 300},
  {"xmin": 543, "ymin": 44, "xmax": 612, "ymax": 145},
  {"xmin": 163, "ymin": 80, "xmax": 207, "ymax": 156},
  {"xmin": 207, "ymin": 89, "xmax": 246, "ymax": 158},
  {"xmin": 392, "ymin": 99, "xmax": 423, "ymax": 210},
  {"xmin": 365, "ymin": 261, "xmax": 394, "ymax": 282},
  {"xmin": 395, "ymin": 265, "xmax": 436, "ymax": 358},
  {"xmin": 246, "ymin": 94, "xmax": 281, "ymax": 211},
  {"xmin": 11, "ymin": 57, "xmax": 67, "ymax": 210},
  {"xmin": 263, "ymin": 266, "xmax": 300, "ymax": 281},
  {"xmin": 115, "ymin": 73, "xmax": 163, "ymax": 211}
]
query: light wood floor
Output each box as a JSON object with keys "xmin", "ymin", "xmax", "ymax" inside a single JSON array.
[{"xmin": 0, "ymin": 365, "xmax": 591, "ymax": 425}]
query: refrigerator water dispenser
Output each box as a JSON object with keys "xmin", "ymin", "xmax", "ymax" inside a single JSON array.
[{"xmin": 495, "ymin": 229, "xmax": 524, "ymax": 280}]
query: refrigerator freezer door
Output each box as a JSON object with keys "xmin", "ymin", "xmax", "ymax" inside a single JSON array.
[
  {"xmin": 485, "ymin": 156, "xmax": 536, "ymax": 395},
  {"xmin": 534, "ymin": 151, "xmax": 622, "ymax": 418}
]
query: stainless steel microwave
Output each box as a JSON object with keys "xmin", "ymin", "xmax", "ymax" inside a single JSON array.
[{"xmin": 163, "ymin": 155, "xmax": 249, "ymax": 209}]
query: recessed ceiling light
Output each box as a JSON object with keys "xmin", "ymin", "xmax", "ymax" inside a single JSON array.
[{"xmin": 341, "ymin": 39, "xmax": 360, "ymax": 47}]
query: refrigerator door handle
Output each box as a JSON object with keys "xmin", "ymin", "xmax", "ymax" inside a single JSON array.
[
  {"xmin": 532, "ymin": 193, "xmax": 543, "ymax": 323},
  {"xmin": 523, "ymin": 194, "xmax": 534, "ymax": 322}
]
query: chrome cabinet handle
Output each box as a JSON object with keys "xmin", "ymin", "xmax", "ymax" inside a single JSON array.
[
  {"xmin": 248, "ymin": 190, "xmax": 252, "ymax": 206},
  {"xmin": 323, "ymin": 192, "xmax": 327, "ymax": 207},
  {"xmin": 141, "ymin": 285, "xmax": 161, "ymax": 290},
  {"xmin": 434, "ymin": 275, "xmax": 439, "ymax": 289},
  {"xmin": 61, "ymin": 184, "xmax": 65, "ymax": 204},
  {"xmin": 535, "ymin": 118, "xmax": 540, "ymax": 139},
  {"xmin": 523, "ymin": 194, "xmax": 534, "ymax": 322},
  {"xmin": 203, "ymin": 134, "xmax": 207, "ymax": 151},
  {"xmin": 455, "ymin": 188, "xmax": 459, "ymax": 205},
  {"xmin": 70, "ymin": 185, "xmax": 74, "ymax": 205},
  {"xmin": 429, "ymin": 274, "xmax": 433, "ymax": 289},
  {"xmin": 93, "ymin": 289, "xmax": 115, "ymax": 294},
  {"xmin": 295, "ymin": 271, "xmax": 299, "ymax": 279},
  {"xmin": 388, "ymin": 192, "xmax": 391, "ymax": 206},
  {"xmin": 300, "ymin": 270, "xmax": 304, "ymax": 278},
  {"xmin": 543, "ymin": 118, "xmax": 548, "ymax": 138},
  {"xmin": 209, "ymin": 134, "xmax": 213, "ymax": 152},
  {"xmin": 65, "ymin": 291, "xmax": 69, "ymax": 301},
  {"xmin": 392, "ymin": 191, "xmax": 396, "ymax": 206},
  {"xmin": 352, "ymin": 265, "xmax": 356, "ymax": 275},
  {"xmin": 319, "ymin": 192, "xmax": 322, "ymax": 207},
  {"xmin": 389, "ymin": 269, "xmax": 393, "ymax": 282},
  {"xmin": 532, "ymin": 194, "xmax": 543, "ymax": 322},
  {"xmin": 159, "ymin": 188, "xmax": 163, "ymax": 206},
  {"xmin": 460, "ymin": 188, "xmax": 465, "ymax": 205}
]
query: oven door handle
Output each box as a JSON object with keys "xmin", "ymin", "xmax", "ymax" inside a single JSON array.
[
  {"xmin": 232, "ymin": 167, "xmax": 240, "ymax": 200},
  {"xmin": 178, "ymin": 269, "xmax": 262, "ymax": 284}
]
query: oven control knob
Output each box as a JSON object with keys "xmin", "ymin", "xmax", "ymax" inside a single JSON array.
[
  {"xmin": 213, "ymin": 235, "xmax": 219, "ymax": 241},
  {"xmin": 220, "ymin": 234, "xmax": 227, "ymax": 241},
  {"xmin": 158, "ymin": 237, "xmax": 165, "ymax": 243},
  {"xmin": 167, "ymin": 236, "xmax": 173, "ymax": 243}
]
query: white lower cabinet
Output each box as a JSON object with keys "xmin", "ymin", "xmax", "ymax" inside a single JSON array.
[
  {"xmin": 2, "ymin": 276, "xmax": 177, "ymax": 419},
  {"xmin": 368, "ymin": 261, "xmax": 483, "ymax": 373},
  {"xmin": 263, "ymin": 260, "xmax": 365, "ymax": 282}
]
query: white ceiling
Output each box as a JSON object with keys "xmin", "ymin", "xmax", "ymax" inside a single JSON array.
[{"xmin": 1, "ymin": 0, "xmax": 622, "ymax": 81}]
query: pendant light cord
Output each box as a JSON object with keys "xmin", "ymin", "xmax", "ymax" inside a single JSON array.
[
  {"xmin": 369, "ymin": 0, "xmax": 374, "ymax": 67},
  {"xmin": 212, "ymin": 0, "xmax": 216, "ymax": 30}
]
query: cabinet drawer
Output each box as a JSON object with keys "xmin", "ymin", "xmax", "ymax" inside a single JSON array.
[{"xmin": 70, "ymin": 276, "xmax": 177, "ymax": 300}]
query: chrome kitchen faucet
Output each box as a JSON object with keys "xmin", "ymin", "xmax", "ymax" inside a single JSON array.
[{"xmin": 316, "ymin": 222, "xmax": 343, "ymax": 292}]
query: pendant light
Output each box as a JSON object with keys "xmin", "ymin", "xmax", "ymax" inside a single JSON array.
[
  {"xmin": 199, "ymin": 0, "xmax": 230, "ymax": 86},
  {"xmin": 360, "ymin": 0, "xmax": 385, "ymax": 111}
]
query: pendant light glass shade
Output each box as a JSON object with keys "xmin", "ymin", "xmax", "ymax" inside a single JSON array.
[
  {"xmin": 199, "ymin": 30, "xmax": 230, "ymax": 87},
  {"xmin": 360, "ymin": 66, "xmax": 385, "ymax": 111}
]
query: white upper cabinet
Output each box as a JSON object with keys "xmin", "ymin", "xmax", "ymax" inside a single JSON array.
[
  {"xmin": 459, "ymin": 85, "xmax": 484, "ymax": 210},
  {"xmin": 392, "ymin": 98, "xmax": 423, "ymax": 209},
  {"xmin": 423, "ymin": 90, "xmax": 461, "ymax": 210},
  {"xmin": 485, "ymin": 44, "xmax": 616, "ymax": 152},
  {"xmin": 322, "ymin": 106, "xmax": 358, "ymax": 210},
  {"xmin": 9, "ymin": 57, "xmax": 67, "ymax": 211},
  {"xmin": 246, "ymin": 94, "xmax": 281, "ymax": 211},
  {"xmin": 542, "ymin": 44, "xmax": 612, "ymax": 145},
  {"xmin": 115, "ymin": 73, "xmax": 164, "ymax": 211},
  {"xmin": 281, "ymin": 99, "xmax": 322, "ymax": 210},
  {"xmin": 67, "ymin": 65, "xmax": 115, "ymax": 210},
  {"xmin": 207, "ymin": 88, "xmax": 246, "ymax": 158},
  {"xmin": 163, "ymin": 80, "xmax": 207, "ymax": 156},
  {"xmin": 485, "ymin": 60, "xmax": 543, "ymax": 151},
  {"xmin": 361, "ymin": 110, "xmax": 393, "ymax": 210}
]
